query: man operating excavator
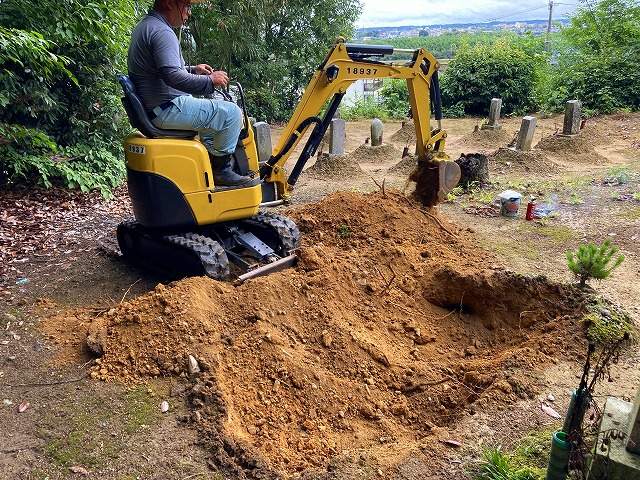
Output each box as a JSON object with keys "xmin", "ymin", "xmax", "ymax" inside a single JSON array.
[{"xmin": 127, "ymin": 0, "xmax": 258, "ymax": 187}]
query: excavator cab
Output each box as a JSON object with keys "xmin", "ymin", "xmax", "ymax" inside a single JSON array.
[
  {"xmin": 116, "ymin": 74, "xmax": 299, "ymax": 281},
  {"xmin": 116, "ymin": 74, "xmax": 263, "ymax": 228}
]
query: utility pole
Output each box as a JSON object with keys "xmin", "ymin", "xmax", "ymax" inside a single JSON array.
[{"xmin": 546, "ymin": 0, "xmax": 554, "ymax": 52}]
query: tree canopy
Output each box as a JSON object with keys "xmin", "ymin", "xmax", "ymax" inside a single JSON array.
[
  {"xmin": 536, "ymin": 0, "xmax": 640, "ymax": 113},
  {"xmin": 187, "ymin": 0, "xmax": 360, "ymax": 120}
]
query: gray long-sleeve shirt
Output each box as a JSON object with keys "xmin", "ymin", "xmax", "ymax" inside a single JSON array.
[{"xmin": 127, "ymin": 10, "xmax": 214, "ymax": 110}]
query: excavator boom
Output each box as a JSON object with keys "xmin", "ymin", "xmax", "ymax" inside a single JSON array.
[{"xmin": 259, "ymin": 38, "xmax": 459, "ymax": 205}]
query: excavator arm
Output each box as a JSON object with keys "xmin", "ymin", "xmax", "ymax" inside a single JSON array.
[{"xmin": 258, "ymin": 37, "xmax": 460, "ymax": 206}]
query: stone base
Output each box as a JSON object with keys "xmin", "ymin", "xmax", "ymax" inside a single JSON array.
[
  {"xmin": 588, "ymin": 397, "xmax": 640, "ymax": 479},
  {"xmin": 480, "ymin": 124, "xmax": 501, "ymax": 131}
]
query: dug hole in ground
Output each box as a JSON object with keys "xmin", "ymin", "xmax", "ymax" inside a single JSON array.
[{"xmin": 1, "ymin": 114, "xmax": 639, "ymax": 479}]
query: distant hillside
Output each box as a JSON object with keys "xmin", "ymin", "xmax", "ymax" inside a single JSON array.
[{"xmin": 355, "ymin": 18, "xmax": 569, "ymax": 40}]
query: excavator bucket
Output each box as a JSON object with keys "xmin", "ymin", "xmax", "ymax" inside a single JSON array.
[{"xmin": 410, "ymin": 158, "xmax": 461, "ymax": 207}]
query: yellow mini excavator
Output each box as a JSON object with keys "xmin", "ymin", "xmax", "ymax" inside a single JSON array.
[{"xmin": 116, "ymin": 38, "xmax": 461, "ymax": 282}]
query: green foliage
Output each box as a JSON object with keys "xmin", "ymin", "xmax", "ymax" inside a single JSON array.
[
  {"xmin": 440, "ymin": 38, "xmax": 544, "ymax": 116},
  {"xmin": 189, "ymin": 0, "xmax": 361, "ymax": 122},
  {"xmin": 377, "ymin": 80, "xmax": 410, "ymax": 119},
  {"xmin": 341, "ymin": 79, "xmax": 410, "ymax": 121},
  {"xmin": 445, "ymin": 185, "xmax": 466, "ymax": 202},
  {"xmin": 0, "ymin": 27, "xmax": 76, "ymax": 110},
  {"xmin": 475, "ymin": 447, "xmax": 540, "ymax": 480},
  {"xmin": 536, "ymin": 0, "xmax": 640, "ymax": 114},
  {"xmin": 605, "ymin": 166, "xmax": 631, "ymax": 185},
  {"xmin": 566, "ymin": 238, "xmax": 625, "ymax": 288},
  {"xmin": 340, "ymin": 95, "xmax": 389, "ymax": 121},
  {"xmin": 0, "ymin": 124, "xmax": 124, "ymax": 197},
  {"xmin": 0, "ymin": 0, "xmax": 137, "ymax": 193},
  {"xmin": 360, "ymin": 30, "xmax": 521, "ymax": 60},
  {"xmin": 336, "ymin": 224, "xmax": 351, "ymax": 238}
]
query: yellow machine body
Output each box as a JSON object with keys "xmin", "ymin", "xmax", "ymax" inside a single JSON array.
[{"xmin": 124, "ymin": 130, "xmax": 261, "ymax": 229}]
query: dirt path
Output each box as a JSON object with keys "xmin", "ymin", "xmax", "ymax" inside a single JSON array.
[{"xmin": 1, "ymin": 113, "xmax": 639, "ymax": 479}]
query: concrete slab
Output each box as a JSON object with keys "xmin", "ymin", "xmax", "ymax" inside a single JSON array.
[{"xmin": 589, "ymin": 397, "xmax": 640, "ymax": 479}]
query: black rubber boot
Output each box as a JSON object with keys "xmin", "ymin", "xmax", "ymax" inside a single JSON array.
[{"xmin": 209, "ymin": 154, "xmax": 259, "ymax": 187}]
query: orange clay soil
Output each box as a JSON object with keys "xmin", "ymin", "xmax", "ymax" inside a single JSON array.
[{"xmin": 43, "ymin": 189, "xmax": 589, "ymax": 478}]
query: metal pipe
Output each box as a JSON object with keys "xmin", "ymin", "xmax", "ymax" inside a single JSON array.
[{"xmin": 259, "ymin": 200, "xmax": 285, "ymax": 208}]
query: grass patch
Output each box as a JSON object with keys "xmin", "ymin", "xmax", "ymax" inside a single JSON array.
[
  {"xmin": 41, "ymin": 385, "xmax": 162, "ymax": 469},
  {"xmin": 474, "ymin": 446, "xmax": 543, "ymax": 480},
  {"xmin": 619, "ymin": 202, "xmax": 640, "ymax": 221},
  {"xmin": 489, "ymin": 240, "xmax": 519, "ymax": 258},
  {"xmin": 555, "ymin": 176, "xmax": 590, "ymax": 205},
  {"xmin": 472, "ymin": 428, "xmax": 556, "ymax": 480},
  {"xmin": 536, "ymin": 225, "xmax": 579, "ymax": 243},
  {"xmin": 124, "ymin": 386, "xmax": 162, "ymax": 434},
  {"xmin": 512, "ymin": 240, "xmax": 542, "ymax": 260}
]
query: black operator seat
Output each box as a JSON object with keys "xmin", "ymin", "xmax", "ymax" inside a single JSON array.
[{"xmin": 116, "ymin": 73, "xmax": 196, "ymax": 140}]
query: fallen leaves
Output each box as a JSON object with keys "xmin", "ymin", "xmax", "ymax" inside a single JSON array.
[
  {"xmin": 0, "ymin": 185, "xmax": 132, "ymax": 280},
  {"xmin": 463, "ymin": 205, "xmax": 499, "ymax": 218}
]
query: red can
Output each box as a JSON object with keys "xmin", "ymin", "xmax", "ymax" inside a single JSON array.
[{"xmin": 525, "ymin": 201, "xmax": 536, "ymax": 221}]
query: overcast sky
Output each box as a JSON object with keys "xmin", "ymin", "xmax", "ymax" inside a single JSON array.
[{"xmin": 357, "ymin": 0, "xmax": 579, "ymax": 28}]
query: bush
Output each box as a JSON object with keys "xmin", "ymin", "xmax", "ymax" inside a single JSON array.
[
  {"xmin": 340, "ymin": 95, "xmax": 389, "ymax": 121},
  {"xmin": 377, "ymin": 80, "xmax": 410, "ymax": 119},
  {"xmin": 439, "ymin": 38, "xmax": 543, "ymax": 116},
  {"xmin": 0, "ymin": 124, "xmax": 124, "ymax": 197},
  {"xmin": 566, "ymin": 238, "xmax": 625, "ymax": 288},
  {"xmin": 536, "ymin": 0, "xmax": 640, "ymax": 114},
  {"xmin": 0, "ymin": 0, "xmax": 136, "ymax": 194}
]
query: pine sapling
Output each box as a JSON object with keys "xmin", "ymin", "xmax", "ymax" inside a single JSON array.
[{"xmin": 566, "ymin": 238, "xmax": 624, "ymax": 288}]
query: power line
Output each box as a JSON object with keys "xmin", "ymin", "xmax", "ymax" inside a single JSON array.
[{"xmin": 484, "ymin": 4, "xmax": 549, "ymax": 23}]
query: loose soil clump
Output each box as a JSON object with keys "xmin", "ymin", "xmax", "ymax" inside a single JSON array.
[
  {"xmin": 349, "ymin": 143, "xmax": 400, "ymax": 163},
  {"xmin": 458, "ymin": 127, "xmax": 516, "ymax": 152},
  {"xmin": 44, "ymin": 190, "xmax": 589, "ymax": 478},
  {"xmin": 389, "ymin": 122, "xmax": 416, "ymax": 145}
]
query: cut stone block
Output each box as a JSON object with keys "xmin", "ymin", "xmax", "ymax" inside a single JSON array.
[
  {"xmin": 516, "ymin": 116, "xmax": 537, "ymax": 151},
  {"xmin": 481, "ymin": 98, "xmax": 502, "ymax": 130},
  {"xmin": 371, "ymin": 118, "xmax": 383, "ymax": 147},
  {"xmin": 253, "ymin": 121, "xmax": 272, "ymax": 163},
  {"xmin": 588, "ymin": 397, "xmax": 640, "ymax": 480},
  {"xmin": 561, "ymin": 100, "xmax": 582, "ymax": 137},
  {"xmin": 329, "ymin": 118, "xmax": 346, "ymax": 156}
]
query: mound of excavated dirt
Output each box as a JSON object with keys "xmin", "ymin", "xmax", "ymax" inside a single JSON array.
[
  {"xmin": 305, "ymin": 152, "xmax": 365, "ymax": 180},
  {"xmin": 389, "ymin": 122, "xmax": 416, "ymax": 144},
  {"xmin": 459, "ymin": 128, "xmax": 516, "ymax": 152},
  {"xmin": 488, "ymin": 147, "xmax": 562, "ymax": 176},
  {"xmin": 536, "ymin": 134, "xmax": 607, "ymax": 165},
  {"xmin": 387, "ymin": 153, "xmax": 418, "ymax": 175},
  {"xmin": 349, "ymin": 143, "xmax": 400, "ymax": 163},
  {"xmin": 41, "ymin": 190, "xmax": 590, "ymax": 479}
]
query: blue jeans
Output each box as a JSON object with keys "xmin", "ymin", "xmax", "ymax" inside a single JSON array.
[{"xmin": 151, "ymin": 95, "xmax": 242, "ymax": 156}]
